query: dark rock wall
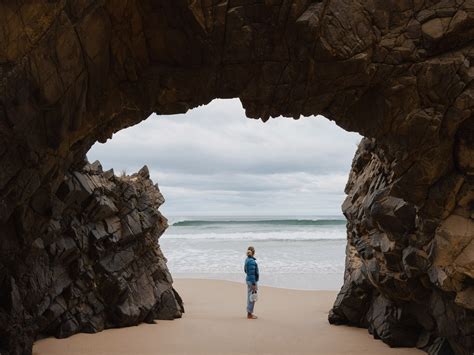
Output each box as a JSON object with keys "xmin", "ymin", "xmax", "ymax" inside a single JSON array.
[
  {"xmin": 0, "ymin": 1, "xmax": 473, "ymax": 354},
  {"xmin": 329, "ymin": 138, "xmax": 474, "ymax": 354},
  {"xmin": 0, "ymin": 161, "xmax": 183, "ymax": 354}
]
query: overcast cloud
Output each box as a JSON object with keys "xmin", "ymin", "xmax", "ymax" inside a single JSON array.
[{"xmin": 87, "ymin": 99, "xmax": 361, "ymax": 216}]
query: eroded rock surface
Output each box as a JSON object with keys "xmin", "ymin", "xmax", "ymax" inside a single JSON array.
[
  {"xmin": 330, "ymin": 138, "xmax": 474, "ymax": 354},
  {"xmin": 0, "ymin": 161, "xmax": 183, "ymax": 354},
  {"xmin": 0, "ymin": 1, "xmax": 473, "ymax": 354}
]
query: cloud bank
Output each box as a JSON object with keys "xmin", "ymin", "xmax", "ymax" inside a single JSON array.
[{"xmin": 88, "ymin": 99, "xmax": 361, "ymax": 216}]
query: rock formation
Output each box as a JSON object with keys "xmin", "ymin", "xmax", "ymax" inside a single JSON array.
[
  {"xmin": 0, "ymin": 1, "xmax": 473, "ymax": 354},
  {"xmin": 329, "ymin": 137, "xmax": 474, "ymax": 354},
  {"xmin": 0, "ymin": 159, "xmax": 183, "ymax": 354}
]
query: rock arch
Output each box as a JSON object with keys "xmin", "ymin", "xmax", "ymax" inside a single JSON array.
[{"xmin": 0, "ymin": 1, "xmax": 473, "ymax": 354}]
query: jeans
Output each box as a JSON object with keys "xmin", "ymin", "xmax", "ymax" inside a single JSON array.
[{"xmin": 247, "ymin": 281, "xmax": 257, "ymax": 313}]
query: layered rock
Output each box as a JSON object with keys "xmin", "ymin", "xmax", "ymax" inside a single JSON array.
[
  {"xmin": 0, "ymin": 1, "xmax": 473, "ymax": 354},
  {"xmin": 0, "ymin": 161, "xmax": 183, "ymax": 354},
  {"xmin": 329, "ymin": 138, "xmax": 474, "ymax": 354}
]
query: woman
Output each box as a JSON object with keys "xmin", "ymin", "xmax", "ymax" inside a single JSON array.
[{"xmin": 244, "ymin": 246, "xmax": 259, "ymax": 319}]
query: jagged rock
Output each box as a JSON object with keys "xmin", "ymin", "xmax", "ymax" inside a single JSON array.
[
  {"xmin": 402, "ymin": 246, "xmax": 430, "ymax": 278},
  {"xmin": 455, "ymin": 119, "xmax": 474, "ymax": 175},
  {"xmin": 328, "ymin": 244, "xmax": 371, "ymax": 326},
  {"xmin": 333, "ymin": 138, "xmax": 474, "ymax": 354},
  {"xmin": 455, "ymin": 288, "xmax": 474, "ymax": 310},
  {"xmin": 366, "ymin": 295, "xmax": 421, "ymax": 348},
  {"xmin": 429, "ymin": 214, "xmax": 474, "ymax": 291},
  {"xmin": 0, "ymin": 161, "xmax": 183, "ymax": 354},
  {"xmin": 0, "ymin": 1, "xmax": 473, "ymax": 354}
]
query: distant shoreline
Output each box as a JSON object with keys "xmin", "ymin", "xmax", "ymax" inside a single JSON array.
[{"xmin": 171, "ymin": 218, "xmax": 346, "ymax": 227}]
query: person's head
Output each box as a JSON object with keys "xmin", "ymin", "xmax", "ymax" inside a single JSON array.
[{"xmin": 247, "ymin": 246, "xmax": 255, "ymax": 257}]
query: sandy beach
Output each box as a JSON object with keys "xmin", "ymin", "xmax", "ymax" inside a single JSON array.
[{"xmin": 34, "ymin": 279, "xmax": 423, "ymax": 355}]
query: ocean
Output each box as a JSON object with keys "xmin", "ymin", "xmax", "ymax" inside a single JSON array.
[{"xmin": 159, "ymin": 216, "xmax": 347, "ymax": 290}]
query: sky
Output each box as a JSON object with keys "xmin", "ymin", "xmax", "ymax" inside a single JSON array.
[{"xmin": 87, "ymin": 99, "xmax": 361, "ymax": 217}]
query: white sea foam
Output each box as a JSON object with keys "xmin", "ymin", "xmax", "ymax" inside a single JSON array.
[
  {"xmin": 159, "ymin": 216, "xmax": 347, "ymax": 289},
  {"xmin": 163, "ymin": 229, "xmax": 345, "ymax": 241}
]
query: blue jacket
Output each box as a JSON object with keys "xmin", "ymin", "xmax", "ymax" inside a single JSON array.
[{"xmin": 244, "ymin": 256, "xmax": 259, "ymax": 285}]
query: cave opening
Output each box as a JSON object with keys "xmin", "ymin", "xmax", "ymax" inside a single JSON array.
[
  {"xmin": 2, "ymin": 1, "xmax": 473, "ymax": 353},
  {"xmin": 87, "ymin": 98, "xmax": 361, "ymax": 291}
]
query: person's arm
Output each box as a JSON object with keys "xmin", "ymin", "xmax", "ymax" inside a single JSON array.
[
  {"xmin": 251, "ymin": 260, "xmax": 258, "ymax": 288},
  {"xmin": 244, "ymin": 260, "xmax": 247, "ymax": 274}
]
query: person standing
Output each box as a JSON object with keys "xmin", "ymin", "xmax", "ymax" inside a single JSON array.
[{"xmin": 244, "ymin": 246, "xmax": 259, "ymax": 319}]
